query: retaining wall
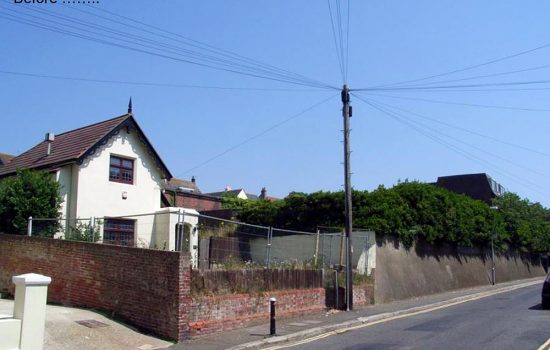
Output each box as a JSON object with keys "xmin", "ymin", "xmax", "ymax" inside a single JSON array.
[{"xmin": 375, "ymin": 237, "xmax": 547, "ymax": 303}]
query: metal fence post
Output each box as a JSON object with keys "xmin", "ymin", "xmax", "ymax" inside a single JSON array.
[
  {"xmin": 339, "ymin": 229, "xmax": 345, "ymax": 268},
  {"xmin": 90, "ymin": 216, "xmax": 96, "ymax": 242},
  {"xmin": 314, "ymin": 229, "xmax": 320, "ymax": 267},
  {"xmin": 266, "ymin": 227, "xmax": 273, "ymax": 269},
  {"xmin": 27, "ymin": 216, "xmax": 32, "ymax": 237}
]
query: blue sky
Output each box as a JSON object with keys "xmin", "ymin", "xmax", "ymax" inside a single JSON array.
[{"xmin": 1, "ymin": 1, "xmax": 550, "ymax": 207}]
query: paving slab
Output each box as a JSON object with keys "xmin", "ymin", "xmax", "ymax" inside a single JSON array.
[{"xmin": 0, "ymin": 299, "xmax": 172, "ymax": 350}]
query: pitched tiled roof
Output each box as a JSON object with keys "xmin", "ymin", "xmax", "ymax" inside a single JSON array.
[
  {"xmin": 163, "ymin": 178, "xmax": 201, "ymax": 193},
  {"xmin": 206, "ymin": 189, "xmax": 245, "ymax": 198},
  {"xmin": 0, "ymin": 114, "xmax": 172, "ymax": 179},
  {"xmin": 0, "ymin": 153, "xmax": 15, "ymax": 167}
]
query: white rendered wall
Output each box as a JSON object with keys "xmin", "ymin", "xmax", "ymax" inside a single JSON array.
[
  {"xmin": 56, "ymin": 164, "xmax": 78, "ymax": 237},
  {"xmin": 75, "ymin": 129, "xmax": 164, "ymax": 246}
]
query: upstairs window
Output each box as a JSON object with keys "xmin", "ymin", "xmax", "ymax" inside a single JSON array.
[{"xmin": 109, "ymin": 155, "xmax": 134, "ymax": 184}]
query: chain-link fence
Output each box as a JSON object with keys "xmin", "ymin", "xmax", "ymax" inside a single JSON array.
[
  {"xmin": 27, "ymin": 212, "xmax": 376, "ymax": 274},
  {"xmin": 196, "ymin": 215, "xmax": 375, "ymax": 273}
]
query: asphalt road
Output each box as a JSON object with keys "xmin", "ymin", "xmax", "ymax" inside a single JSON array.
[{"xmin": 285, "ymin": 284, "xmax": 549, "ymax": 350}]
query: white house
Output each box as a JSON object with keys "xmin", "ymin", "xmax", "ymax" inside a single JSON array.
[{"xmin": 0, "ymin": 106, "xmax": 198, "ymax": 262}]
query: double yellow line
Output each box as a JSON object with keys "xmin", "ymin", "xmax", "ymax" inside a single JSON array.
[
  {"xmin": 538, "ymin": 337, "xmax": 550, "ymax": 350},
  {"xmin": 262, "ymin": 280, "xmax": 546, "ymax": 350}
]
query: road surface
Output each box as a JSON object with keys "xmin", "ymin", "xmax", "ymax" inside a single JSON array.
[{"xmin": 278, "ymin": 284, "xmax": 549, "ymax": 350}]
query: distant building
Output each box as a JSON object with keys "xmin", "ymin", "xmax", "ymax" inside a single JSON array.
[
  {"xmin": 435, "ymin": 173, "xmax": 505, "ymax": 203},
  {"xmin": 205, "ymin": 186, "xmax": 278, "ymax": 201},
  {"xmin": 0, "ymin": 153, "xmax": 14, "ymax": 169},
  {"xmin": 162, "ymin": 177, "xmax": 223, "ymax": 212}
]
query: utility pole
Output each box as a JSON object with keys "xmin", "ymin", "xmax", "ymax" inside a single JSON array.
[{"xmin": 342, "ymin": 84, "xmax": 353, "ymax": 310}]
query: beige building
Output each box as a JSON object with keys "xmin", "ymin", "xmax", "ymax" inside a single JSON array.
[{"xmin": 0, "ymin": 108, "xmax": 198, "ymax": 260}]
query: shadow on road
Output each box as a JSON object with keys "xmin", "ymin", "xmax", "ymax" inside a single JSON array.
[{"xmin": 528, "ymin": 304, "xmax": 545, "ymax": 311}]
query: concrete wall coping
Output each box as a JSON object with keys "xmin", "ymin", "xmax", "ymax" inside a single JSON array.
[{"xmin": 12, "ymin": 273, "xmax": 52, "ymax": 286}]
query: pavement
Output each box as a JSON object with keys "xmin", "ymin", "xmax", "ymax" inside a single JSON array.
[
  {"xmin": 171, "ymin": 277, "xmax": 546, "ymax": 350},
  {"xmin": 0, "ymin": 277, "xmax": 545, "ymax": 350},
  {"xmin": 0, "ymin": 299, "xmax": 172, "ymax": 350}
]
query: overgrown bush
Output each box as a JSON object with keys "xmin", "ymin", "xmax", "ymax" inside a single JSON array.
[
  {"xmin": 0, "ymin": 169, "xmax": 62, "ymax": 236},
  {"xmin": 66, "ymin": 221, "xmax": 102, "ymax": 242},
  {"xmin": 223, "ymin": 181, "xmax": 550, "ymax": 252}
]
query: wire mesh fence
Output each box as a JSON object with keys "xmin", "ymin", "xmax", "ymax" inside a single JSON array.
[
  {"xmin": 27, "ymin": 211, "xmax": 376, "ymax": 273},
  {"xmin": 196, "ymin": 215, "xmax": 375, "ymax": 273}
]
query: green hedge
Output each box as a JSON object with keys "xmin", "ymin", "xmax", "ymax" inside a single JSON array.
[{"xmin": 223, "ymin": 182, "xmax": 550, "ymax": 252}]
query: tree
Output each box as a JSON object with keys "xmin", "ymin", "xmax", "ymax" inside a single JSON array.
[{"xmin": 0, "ymin": 169, "xmax": 62, "ymax": 236}]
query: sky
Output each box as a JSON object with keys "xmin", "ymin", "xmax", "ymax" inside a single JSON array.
[{"xmin": 1, "ymin": 1, "xmax": 550, "ymax": 207}]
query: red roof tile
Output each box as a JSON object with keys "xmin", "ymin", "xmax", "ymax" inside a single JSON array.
[
  {"xmin": 0, "ymin": 153, "xmax": 15, "ymax": 166},
  {"xmin": 0, "ymin": 114, "xmax": 172, "ymax": 179}
]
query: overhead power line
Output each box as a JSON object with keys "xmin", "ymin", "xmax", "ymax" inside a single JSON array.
[
  {"xmin": 327, "ymin": 0, "xmax": 345, "ymax": 83},
  {"xmin": 354, "ymin": 79, "xmax": 550, "ymax": 92},
  {"xmin": 385, "ymin": 63, "xmax": 550, "ymax": 89},
  {"xmin": 180, "ymin": 93, "xmax": 339, "ymax": 175},
  {"xmin": 74, "ymin": 4, "xmax": 332, "ymax": 90},
  {"xmin": 353, "ymin": 94, "xmax": 550, "ymax": 197},
  {"xmin": 0, "ymin": 69, "xmax": 327, "ymax": 92},
  {"xmin": 361, "ymin": 92, "xmax": 550, "ymax": 113},
  {"xmin": 359, "ymin": 95, "xmax": 550, "ymax": 181},
  {"xmin": 355, "ymin": 95, "xmax": 550, "ymax": 159},
  {"xmin": 0, "ymin": 3, "xmax": 337, "ymax": 90},
  {"xmin": 367, "ymin": 41, "xmax": 550, "ymax": 89}
]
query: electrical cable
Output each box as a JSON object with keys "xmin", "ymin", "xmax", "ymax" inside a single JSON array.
[
  {"xmin": 385, "ymin": 63, "xmax": 550, "ymax": 88},
  {"xmin": 345, "ymin": 0, "xmax": 350, "ymax": 83},
  {"xmin": 0, "ymin": 11, "xmax": 333, "ymax": 89},
  {"xmin": 355, "ymin": 94, "xmax": 550, "ymax": 158},
  {"xmin": 180, "ymin": 93, "xmax": 339, "ymax": 175},
  {"xmin": 327, "ymin": 0, "xmax": 345, "ymax": 83},
  {"xmin": 0, "ymin": 69, "xmax": 328, "ymax": 92},
  {"xmin": 361, "ymin": 92, "xmax": 550, "ymax": 113},
  {"xmin": 73, "ymin": 3, "xmax": 335, "ymax": 90},
  {"xmin": 358, "ymin": 95, "xmax": 550, "ymax": 181},
  {"xmin": 367, "ymin": 41, "xmax": 550, "ymax": 89},
  {"xmin": 354, "ymin": 79, "xmax": 550, "ymax": 92},
  {"xmin": 353, "ymin": 94, "xmax": 550, "ymax": 197}
]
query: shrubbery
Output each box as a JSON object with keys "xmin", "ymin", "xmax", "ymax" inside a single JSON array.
[
  {"xmin": 223, "ymin": 181, "xmax": 550, "ymax": 252},
  {"xmin": 0, "ymin": 169, "xmax": 62, "ymax": 237}
]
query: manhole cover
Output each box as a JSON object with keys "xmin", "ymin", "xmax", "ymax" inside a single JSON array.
[{"xmin": 75, "ymin": 319, "xmax": 109, "ymax": 328}]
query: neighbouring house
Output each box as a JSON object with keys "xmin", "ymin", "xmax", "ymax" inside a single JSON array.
[
  {"xmin": 206, "ymin": 186, "xmax": 250, "ymax": 200},
  {"xmin": 435, "ymin": 173, "xmax": 505, "ymax": 203},
  {"xmin": 0, "ymin": 106, "xmax": 199, "ymax": 261},
  {"xmin": 161, "ymin": 177, "xmax": 223, "ymax": 211},
  {"xmin": 0, "ymin": 153, "xmax": 14, "ymax": 170},
  {"xmin": 205, "ymin": 186, "xmax": 278, "ymax": 201}
]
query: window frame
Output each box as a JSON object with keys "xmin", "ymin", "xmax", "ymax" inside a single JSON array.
[
  {"xmin": 103, "ymin": 218, "xmax": 135, "ymax": 246},
  {"xmin": 109, "ymin": 155, "xmax": 135, "ymax": 185}
]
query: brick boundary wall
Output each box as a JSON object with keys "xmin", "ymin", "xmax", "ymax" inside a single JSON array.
[
  {"xmin": 0, "ymin": 234, "xmax": 190, "ymax": 340},
  {"xmin": 188, "ymin": 288, "xmax": 326, "ymax": 336},
  {"xmin": 0, "ymin": 234, "xmax": 335, "ymax": 340}
]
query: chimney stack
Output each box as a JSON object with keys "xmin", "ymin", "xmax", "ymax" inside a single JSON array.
[
  {"xmin": 191, "ymin": 176, "xmax": 196, "ymax": 183},
  {"xmin": 260, "ymin": 187, "xmax": 267, "ymax": 199},
  {"xmin": 45, "ymin": 133, "xmax": 54, "ymax": 156}
]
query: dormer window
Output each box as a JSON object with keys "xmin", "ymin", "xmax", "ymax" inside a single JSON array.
[{"xmin": 109, "ymin": 155, "xmax": 134, "ymax": 184}]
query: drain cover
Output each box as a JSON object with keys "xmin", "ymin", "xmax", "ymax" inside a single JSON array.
[{"xmin": 75, "ymin": 319, "xmax": 109, "ymax": 328}]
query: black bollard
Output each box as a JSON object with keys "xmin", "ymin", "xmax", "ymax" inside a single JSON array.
[{"xmin": 270, "ymin": 297, "xmax": 276, "ymax": 336}]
